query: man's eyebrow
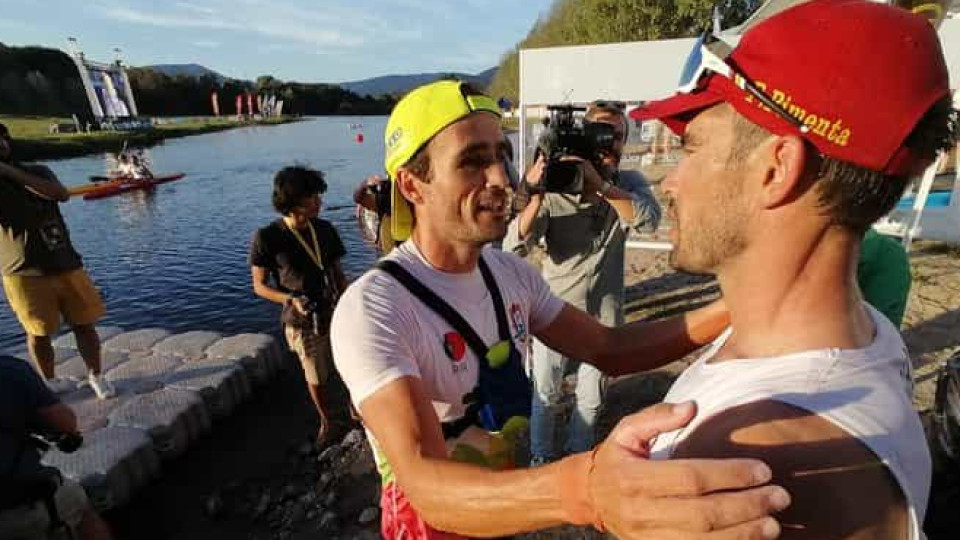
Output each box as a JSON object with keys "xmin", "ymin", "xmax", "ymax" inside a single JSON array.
[{"xmin": 456, "ymin": 142, "xmax": 495, "ymax": 160}]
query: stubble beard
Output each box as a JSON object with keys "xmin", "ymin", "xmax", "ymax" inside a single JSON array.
[{"xmin": 670, "ymin": 185, "xmax": 748, "ymax": 275}]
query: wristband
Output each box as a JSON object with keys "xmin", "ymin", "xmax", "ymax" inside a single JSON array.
[{"xmin": 555, "ymin": 446, "xmax": 604, "ymax": 532}]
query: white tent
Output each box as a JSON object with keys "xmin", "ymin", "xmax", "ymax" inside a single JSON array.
[{"xmin": 518, "ymin": 16, "xmax": 960, "ymax": 247}]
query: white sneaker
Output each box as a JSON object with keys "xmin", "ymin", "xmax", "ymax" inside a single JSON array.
[
  {"xmin": 45, "ymin": 377, "xmax": 77, "ymax": 395},
  {"xmin": 87, "ymin": 372, "xmax": 117, "ymax": 400}
]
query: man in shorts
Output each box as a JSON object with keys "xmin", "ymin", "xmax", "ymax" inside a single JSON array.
[
  {"xmin": 0, "ymin": 122, "xmax": 115, "ymax": 399},
  {"xmin": 250, "ymin": 166, "xmax": 350, "ymax": 446}
]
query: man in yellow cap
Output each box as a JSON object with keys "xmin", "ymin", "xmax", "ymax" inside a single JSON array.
[{"xmin": 331, "ymin": 80, "xmax": 788, "ymax": 539}]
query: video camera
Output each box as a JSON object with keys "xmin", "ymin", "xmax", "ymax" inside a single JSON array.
[
  {"xmin": 28, "ymin": 430, "xmax": 84, "ymax": 454},
  {"xmin": 365, "ymin": 178, "xmax": 392, "ymax": 217},
  {"xmin": 534, "ymin": 105, "xmax": 618, "ymax": 194}
]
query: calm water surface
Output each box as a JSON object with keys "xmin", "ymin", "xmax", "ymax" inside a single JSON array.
[{"xmin": 0, "ymin": 117, "xmax": 386, "ymax": 353}]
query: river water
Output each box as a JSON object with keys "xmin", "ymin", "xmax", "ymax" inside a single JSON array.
[{"xmin": 0, "ymin": 117, "xmax": 386, "ymax": 353}]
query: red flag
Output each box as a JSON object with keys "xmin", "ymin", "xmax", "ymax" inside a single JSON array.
[{"xmin": 235, "ymin": 94, "xmax": 242, "ymax": 116}]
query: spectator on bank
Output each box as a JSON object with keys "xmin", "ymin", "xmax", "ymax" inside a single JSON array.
[
  {"xmin": 859, "ymin": 229, "xmax": 912, "ymax": 327},
  {"xmin": 249, "ymin": 166, "xmax": 350, "ymax": 447},
  {"xmin": 0, "ymin": 355, "xmax": 114, "ymax": 540},
  {"xmin": 0, "ymin": 122, "xmax": 116, "ymax": 400}
]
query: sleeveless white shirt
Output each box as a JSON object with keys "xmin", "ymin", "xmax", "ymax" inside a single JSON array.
[{"xmin": 651, "ymin": 305, "xmax": 930, "ymax": 539}]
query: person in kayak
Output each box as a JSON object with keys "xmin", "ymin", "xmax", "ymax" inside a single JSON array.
[{"xmin": 128, "ymin": 154, "xmax": 153, "ymax": 181}]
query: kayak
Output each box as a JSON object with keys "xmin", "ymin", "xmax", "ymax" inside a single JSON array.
[
  {"xmin": 68, "ymin": 177, "xmax": 126, "ymax": 196},
  {"xmin": 81, "ymin": 174, "xmax": 187, "ymax": 201}
]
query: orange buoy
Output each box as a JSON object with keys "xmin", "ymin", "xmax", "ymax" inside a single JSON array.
[{"xmin": 356, "ymin": 133, "xmax": 364, "ymax": 143}]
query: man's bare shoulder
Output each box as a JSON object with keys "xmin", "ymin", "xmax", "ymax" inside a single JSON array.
[{"xmin": 673, "ymin": 399, "xmax": 908, "ymax": 540}]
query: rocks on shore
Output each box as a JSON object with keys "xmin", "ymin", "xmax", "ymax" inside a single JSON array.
[{"xmin": 197, "ymin": 426, "xmax": 381, "ymax": 538}]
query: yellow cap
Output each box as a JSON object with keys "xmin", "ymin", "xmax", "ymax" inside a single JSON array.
[{"xmin": 384, "ymin": 80, "xmax": 501, "ymax": 242}]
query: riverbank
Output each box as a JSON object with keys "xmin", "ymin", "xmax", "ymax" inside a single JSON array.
[{"xmin": 0, "ymin": 115, "xmax": 303, "ymax": 162}]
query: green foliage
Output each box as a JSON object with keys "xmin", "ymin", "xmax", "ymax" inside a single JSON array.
[
  {"xmin": 486, "ymin": 0, "xmax": 761, "ymax": 101},
  {"xmin": 0, "ymin": 43, "xmax": 90, "ymax": 116},
  {"xmin": 127, "ymin": 70, "xmax": 396, "ymax": 116}
]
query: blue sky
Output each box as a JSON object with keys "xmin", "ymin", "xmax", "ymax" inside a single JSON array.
[{"xmin": 0, "ymin": 0, "xmax": 554, "ymax": 83}]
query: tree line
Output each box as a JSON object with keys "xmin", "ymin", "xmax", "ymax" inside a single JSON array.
[
  {"xmin": 0, "ymin": 42, "xmax": 396, "ymax": 118},
  {"xmin": 0, "ymin": 43, "xmax": 90, "ymax": 116},
  {"xmin": 129, "ymin": 70, "xmax": 396, "ymax": 117},
  {"xmin": 486, "ymin": 0, "xmax": 762, "ymax": 102}
]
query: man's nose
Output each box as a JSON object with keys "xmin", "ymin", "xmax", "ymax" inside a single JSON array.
[{"xmin": 485, "ymin": 161, "xmax": 510, "ymax": 189}]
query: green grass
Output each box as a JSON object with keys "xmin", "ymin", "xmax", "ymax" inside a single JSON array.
[
  {"xmin": 0, "ymin": 115, "xmax": 301, "ymax": 161},
  {"xmin": 0, "ymin": 115, "xmax": 72, "ymax": 139}
]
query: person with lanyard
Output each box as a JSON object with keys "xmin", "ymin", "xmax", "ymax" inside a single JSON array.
[
  {"xmin": 249, "ymin": 165, "xmax": 349, "ymax": 447},
  {"xmin": 331, "ymin": 80, "xmax": 789, "ymax": 540}
]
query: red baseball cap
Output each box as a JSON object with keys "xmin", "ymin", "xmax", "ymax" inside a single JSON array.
[{"xmin": 630, "ymin": 0, "xmax": 951, "ymax": 176}]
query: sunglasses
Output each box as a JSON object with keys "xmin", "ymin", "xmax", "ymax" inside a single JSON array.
[{"xmin": 678, "ymin": 32, "xmax": 810, "ymax": 134}]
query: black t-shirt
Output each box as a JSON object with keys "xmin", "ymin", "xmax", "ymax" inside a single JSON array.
[
  {"xmin": 0, "ymin": 355, "xmax": 59, "ymax": 483},
  {"xmin": 248, "ymin": 218, "xmax": 346, "ymax": 325},
  {"xmin": 0, "ymin": 164, "xmax": 83, "ymax": 276}
]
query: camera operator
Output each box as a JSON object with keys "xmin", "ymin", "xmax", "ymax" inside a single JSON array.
[
  {"xmin": 0, "ymin": 355, "xmax": 113, "ymax": 539},
  {"xmin": 249, "ymin": 166, "xmax": 350, "ymax": 447},
  {"xmin": 504, "ymin": 101, "xmax": 661, "ymax": 465}
]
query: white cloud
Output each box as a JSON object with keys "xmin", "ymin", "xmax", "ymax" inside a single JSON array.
[
  {"xmin": 191, "ymin": 40, "xmax": 221, "ymax": 48},
  {"xmin": 175, "ymin": 2, "xmax": 217, "ymax": 15},
  {"xmin": 97, "ymin": 3, "xmax": 366, "ymax": 49}
]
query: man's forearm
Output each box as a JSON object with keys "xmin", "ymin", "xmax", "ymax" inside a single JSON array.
[
  {"xmin": 517, "ymin": 193, "xmax": 544, "ymax": 240},
  {"xmin": 599, "ymin": 185, "xmax": 637, "ymax": 223},
  {"xmin": 253, "ymin": 281, "xmax": 292, "ymax": 306},
  {"xmin": 398, "ymin": 455, "xmax": 572, "ymax": 537},
  {"xmin": 592, "ymin": 301, "xmax": 729, "ymax": 376},
  {"xmin": 0, "ymin": 163, "xmax": 69, "ymax": 201}
]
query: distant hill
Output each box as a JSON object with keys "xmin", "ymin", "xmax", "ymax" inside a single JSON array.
[
  {"xmin": 338, "ymin": 67, "xmax": 497, "ymax": 97},
  {"xmin": 140, "ymin": 64, "xmax": 497, "ymax": 98},
  {"xmin": 143, "ymin": 63, "xmax": 227, "ymax": 82}
]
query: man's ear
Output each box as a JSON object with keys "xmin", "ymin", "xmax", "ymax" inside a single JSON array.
[
  {"xmin": 759, "ymin": 135, "xmax": 811, "ymax": 209},
  {"xmin": 396, "ymin": 168, "xmax": 424, "ymax": 205}
]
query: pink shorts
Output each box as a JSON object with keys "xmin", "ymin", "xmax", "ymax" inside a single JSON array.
[{"xmin": 380, "ymin": 482, "xmax": 468, "ymax": 540}]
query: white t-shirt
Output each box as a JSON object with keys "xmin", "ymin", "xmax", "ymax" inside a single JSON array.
[
  {"xmin": 651, "ymin": 304, "xmax": 930, "ymax": 540},
  {"xmin": 331, "ymin": 241, "xmax": 564, "ymax": 424}
]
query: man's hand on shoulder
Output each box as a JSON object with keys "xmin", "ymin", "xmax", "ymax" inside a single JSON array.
[
  {"xmin": 673, "ymin": 400, "xmax": 908, "ymax": 540},
  {"xmin": 0, "ymin": 162, "xmax": 69, "ymax": 201},
  {"xmin": 572, "ymin": 402, "xmax": 790, "ymax": 539}
]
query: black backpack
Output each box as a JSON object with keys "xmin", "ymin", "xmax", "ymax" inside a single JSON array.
[{"xmin": 933, "ymin": 351, "xmax": 960, "ymax": 461}]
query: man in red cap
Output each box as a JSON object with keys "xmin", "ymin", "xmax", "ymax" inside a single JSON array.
[{"xmin": 632, "ymin": 0, "xmax": 957, "ymax": 538}]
